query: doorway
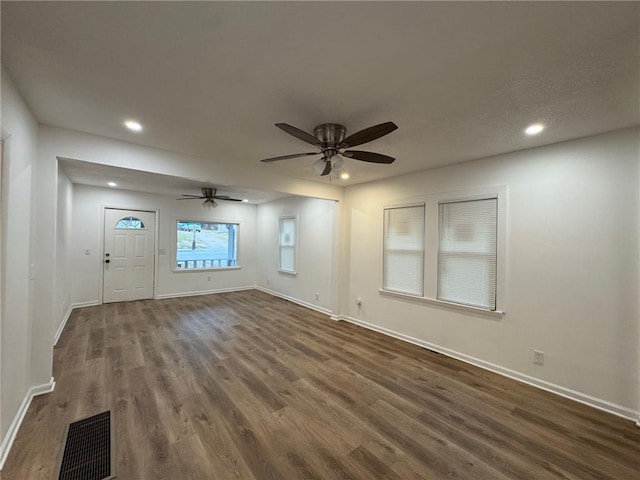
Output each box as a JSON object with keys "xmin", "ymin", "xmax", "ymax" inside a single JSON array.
[{"xmin": 103, "ymin": 208, "xmax": 156, "ymax": 303}]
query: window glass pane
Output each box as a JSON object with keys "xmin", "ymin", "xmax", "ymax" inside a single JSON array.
[
  {"xmin": 383, "ymin": 205, "xmax": 425, "ymax": 295},
  {"xmin": 279, "ymin": 217, "xmax": 296, "ymax": 272},
  {"xmin": 176, "ymin": 221, "xmax": 238, "ymax": 269},
  {"xmin": 280, "ymin": 246, "xmax": 295, "ymax": 272},
  {"xmin": 115, "ymin": 216, "xmax": 145, "ymax": 229},
  {"xmin": 280, "ymin": 218, "xmax": 296, "ymax": 246},
  {"xmin": 384, "ymin": 251, "xmax": 424, "ymax": 295},
  {"xmin": 437, "ymin": 198, "xmax": 497, "ymax": 309}
]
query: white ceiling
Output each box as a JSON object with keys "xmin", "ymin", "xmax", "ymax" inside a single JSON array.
[{"xmin": 2, "ymin": 2, "xmax": 638, "ymax": 190}]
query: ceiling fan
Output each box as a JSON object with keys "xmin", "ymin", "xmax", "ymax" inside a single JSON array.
[
  {"xmin": 177, "ymin": 188, "xmax": 243, "ymax": 207},
  {"xmin": 260, "ymin": 122, "xmax": 398, "ymax": 176}
]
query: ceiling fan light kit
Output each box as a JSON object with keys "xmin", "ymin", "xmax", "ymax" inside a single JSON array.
[
  {"xmin": 260, "ymin": 121, "xmax": 398, "ymax": 176},
  {"xmin": 331, "ymin": 155, "xmax": 344, "ymax": 172},
  {"xmin": 312, "ymin": 158, "xmax": 326, "ymax": 175}
]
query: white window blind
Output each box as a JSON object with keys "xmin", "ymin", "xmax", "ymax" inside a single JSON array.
[
  {"xmin": 279, "ymin": 216, "xmax": 296, "ymax": 272},
  {"xmin": 437, "ymin": 198, "xmax": 497, "ymax": 310},
  {"xmin": 383, "ymin": 204, "xmax": 425, "ymax": 295}
]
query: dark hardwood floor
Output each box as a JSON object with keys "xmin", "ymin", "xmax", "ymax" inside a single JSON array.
[{"xmin": 2, "ymin": 290, "xmax": 638, "ymax": 479}]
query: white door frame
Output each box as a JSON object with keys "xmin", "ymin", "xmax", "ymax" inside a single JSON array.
[{"xmin": 100, "ymin": 205, "xmax": 160, "ymax": 304}]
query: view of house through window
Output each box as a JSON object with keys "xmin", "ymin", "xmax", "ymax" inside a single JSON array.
[{"xmin": 176, "ymin": 220, "xmax": 238, "ymax": 269}]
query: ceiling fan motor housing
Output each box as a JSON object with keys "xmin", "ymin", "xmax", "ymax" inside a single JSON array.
[
  {"xmin": 314, "ymin": 123, "xmax": 346, "ymax": 156},
  {"xmin": 259, "ymin": 121, "xmax": 397, "ymax": 173}
]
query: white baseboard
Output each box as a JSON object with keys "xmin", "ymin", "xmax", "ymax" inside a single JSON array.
[
  {"xmin": 256, "ymin": 286, "xmax": 333, "ymax": 316},
  {"xmin": 338, "ymin": 315, "xmax": 639, "ymax": 423},
  {"xmin": 0, "ymin": 377, "xmax": 55, "ymax": 471},
  {"xmin": 54, "ymin": 305, "xmax": 73, "ymax": 346},
  {"xmin": 155, "ymin": 285, "xmax": 256, "ymax": 300},
  {"xmin": 54, "ymin": 301, "xmax": 100, "ymax": 346},
  {"xmin": 71, "ymin": 300, "xmax": 101, "ymax": 308}
]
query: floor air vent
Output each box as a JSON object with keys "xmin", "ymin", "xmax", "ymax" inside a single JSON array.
[{"xmin": 58, "ymin": 411, "xmax": 115, "ymax": 480}]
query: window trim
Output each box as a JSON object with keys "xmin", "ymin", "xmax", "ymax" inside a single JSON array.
[
  {"xmin": 379, "ymin": 186, "xmax": 507, "ymax": 316},
  {"xmin": 172, "ymin": 217, "xmax": 242, "ymax": 273},
  {"xmin": 378, "ymin": 288, "xmax": 504, "ymax": 318},
  {"xmin": 278, "ymin": 214, "xmax": 298, "ymax": 275}
]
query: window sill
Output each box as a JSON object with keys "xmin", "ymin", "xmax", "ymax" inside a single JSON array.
[
  {"xmin": 378, "ymin": 289, "xmax": 505, "ymax": 319},
  {"xmin": 278, "ymin": 269, "xmax": 297, "ymax": 276},
  {"xmin": 173, "ymin": 266, "xmax": 242, "ymax": 273}
]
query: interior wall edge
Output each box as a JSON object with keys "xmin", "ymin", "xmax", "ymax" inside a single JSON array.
[{"xmin": 0, "ymin": 65, "xmax": 39, "ymax": 444}]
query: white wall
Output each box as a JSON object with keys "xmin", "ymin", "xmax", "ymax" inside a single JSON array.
[
  {"xmin": 54, "ymin": 168, "xmax": 73, "ymax": 338},
  {"xmin": 0, "ymin": 69, "xmax": 38, "ymax": 442},
  {"xmin": 71, "ymin": 185, "xmax": 258, "ymax": 304},
  {"xmin": 256, "ymin": 196, "xmax": 337, "ymax": 314},
  {"xmin": 343, "ymin": 127, "xmax": 640, "ymax": 415}
]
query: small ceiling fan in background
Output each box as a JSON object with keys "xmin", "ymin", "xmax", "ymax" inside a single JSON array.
[
  {"xmin": 260, "ymin": 121, "xmax": 398, "ymax": 176},
  {"xmin": 177, "ymin": 188, "xmax": 243, "ymax": 207}
]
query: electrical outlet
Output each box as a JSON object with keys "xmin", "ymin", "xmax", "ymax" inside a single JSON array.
[
  {"xmin": 355, "ymin": 297, "xmax": 362, "ymax": 307},
  {"xmin": 315, "ymin": 293, "xmax": 320, "ymax": 301},
  {"xmin": 267, "ymin": 279, "xmax": 270, "ymax": 285},
  {"xmin": 84, "ymin": 249, "xmax": 90, "ymax": 255},
  {"xmin": 207, "ymin": 275, "xmax": 212, "ymax": 281},
  {"xmin": 533, "ymin": 350, "xmax": 544, "ymax": 365}
]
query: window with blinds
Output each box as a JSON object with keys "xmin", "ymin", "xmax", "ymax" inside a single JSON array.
[
  {"xmin": 383, "ymin": 204, "xmax": 425, "ymax": 296},
  {"xmin": 437, "ymin": 198, "xmax": 497, "ymax": 310},
  {"xmin": 279, "ymin": 216, "xmax": 297, "ymax": 273}
]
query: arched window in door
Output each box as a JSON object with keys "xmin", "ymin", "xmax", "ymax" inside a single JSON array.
[{"xmin": 115, "ymin": 216, "xmax": 146, "ymax": 229}]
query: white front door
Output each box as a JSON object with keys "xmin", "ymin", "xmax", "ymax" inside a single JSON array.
[{"xmin": 103, "ymin": 208, "xmax": 156, "ymax": 303}]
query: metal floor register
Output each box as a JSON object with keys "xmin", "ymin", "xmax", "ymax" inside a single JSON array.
[{"xmin": 58, "ymin": 411, "xmax": 115, "ymax": 480}]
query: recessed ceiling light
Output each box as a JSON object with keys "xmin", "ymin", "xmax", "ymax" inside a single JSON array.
[
  {"xmin": 124, "ymin": 120, "xmax": 143, "ymax": 132},
  {"xmin": 242, "ymin": 199, "xmax": 249, "ymax": 202},
  {"xmin": 107, "ymin": 182, "xmax": 117, "ymax": 187},
  {"xmin": 525, "ymin": 123, "xmax": 545, "ymax": 136},
  {"xmin": 340, "ymin": 172, "xmax": 350, "ymax": 180}
]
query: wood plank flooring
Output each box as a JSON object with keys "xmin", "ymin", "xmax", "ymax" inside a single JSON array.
[{"xmin": 2, "ymin": 290, "xmax": 638, "ymax": 479}]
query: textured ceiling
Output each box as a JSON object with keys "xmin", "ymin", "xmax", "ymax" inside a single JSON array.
[{"xmin": 2, "ymin": 2, "xmax": 639, "ymax": 189}]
